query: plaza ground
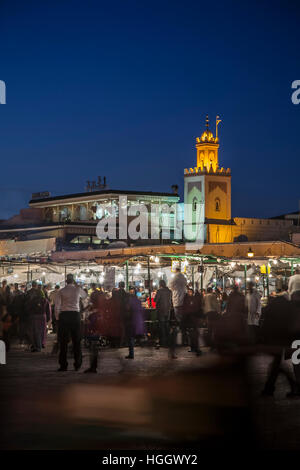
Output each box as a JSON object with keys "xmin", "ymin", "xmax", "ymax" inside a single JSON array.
[{"xmin": 1, "ymin": 335, "xmax": 300, "ymax": 450}]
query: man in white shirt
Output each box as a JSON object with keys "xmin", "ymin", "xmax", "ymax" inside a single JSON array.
[
  {"xmin": 55, "ymin": 274, "xmax": 87, "ymax": 371},
  {"xmin": 288, "ymin": 268, "xmax": 300, "ymax": 301}
]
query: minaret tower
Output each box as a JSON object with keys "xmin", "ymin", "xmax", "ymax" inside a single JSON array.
[{"xmin": 184, "ymin": 115, "xmax": 232, "ymax": 243}]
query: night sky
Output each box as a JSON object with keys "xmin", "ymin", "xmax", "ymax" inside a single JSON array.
[{"xmin": 0, "ymin": 0, "xmax": 299, "ymax": 220}]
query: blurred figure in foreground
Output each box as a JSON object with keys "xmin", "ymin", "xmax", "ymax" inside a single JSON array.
[
  {"xmin": 154, "ymin": 280, "xmax": 172, "ymax": 348},
  {"xmin": 261, "ymin": 289, "xmax": 300, "ymax": 397}
]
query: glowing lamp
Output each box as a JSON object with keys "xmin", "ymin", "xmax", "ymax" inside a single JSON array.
[{"xmin": 247, "ymin": 248, "xmax": 254, "ymax": 258}]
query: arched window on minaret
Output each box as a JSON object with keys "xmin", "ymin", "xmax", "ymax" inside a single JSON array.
[
  {"xmin": 193, "ymin": 197, "xmax": 198, "ymax": 211},
  {"xmin": 215, "ymin": 198, "xmax": 220, "ymax": 212}
]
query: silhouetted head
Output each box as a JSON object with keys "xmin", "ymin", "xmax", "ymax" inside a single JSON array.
[
  {"xmin": 66, "ymin": 274, "xmax": 74, "ymax": 284},
  {"xmin": 129, "ymin": 287, "xmax": 136, "ymax": 296}
]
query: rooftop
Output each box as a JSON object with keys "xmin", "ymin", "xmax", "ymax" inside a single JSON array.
[{"xmin": 29, "ymin": 189, "xmax": 179, "ymax": 205}]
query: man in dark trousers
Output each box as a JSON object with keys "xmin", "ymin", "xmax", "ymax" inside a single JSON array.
[{"xmin": 55, "ymin": 274, "xmax": 87, "ymax": 371}]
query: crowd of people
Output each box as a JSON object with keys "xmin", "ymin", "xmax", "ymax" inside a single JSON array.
[{"xmin": 1, "ymin": 267, "xmax": 300, "ymax": 396}]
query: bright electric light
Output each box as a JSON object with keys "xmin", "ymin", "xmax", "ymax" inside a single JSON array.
[
  {"xmin": 158, "ymin": 271, "xmax": 163, "ymax": 277},
  {"xmin": 231, "ymin": 262, "xmax": 236, "ymax": 267},
  {"xmin": 137, "ymin": 263, "xmax": 141, "ymax": 269},
  {"xmin": 154, "ymin": 257, "xmax": 159, "ymax": 263},
  {"xmin": 273, "ymin": 260, "xmax": 278, "ymax": 265},
  {"xmin": 42, "ymin": 272, "xmax": 46, "ymax": 276}
]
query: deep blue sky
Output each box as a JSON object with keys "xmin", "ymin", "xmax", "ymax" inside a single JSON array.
[{"xmin": 0, "ymin": 0, "xmax": 299, "ymax": 220}]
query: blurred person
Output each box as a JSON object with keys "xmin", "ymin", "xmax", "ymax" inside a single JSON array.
[
  {"xmin": 116, "ymin": 281, "xmax": 129, "ymax": 344},
  {"xmin": 106, "ymin": 288, "xmax": 124, "ymax": 347},
  {"xmin": 55, "ymin": 273, "xmax": 87, "ymax": 371},
  {"xmin": 154, "ymin": 280, "xmax": 172, "ymax": 348},
  {"xmin": 84, "ymin": 310, "xmax": 102, "ymax": 373},
  {"xmin": 203, "ymin": 287, "xmax": 221, "ymax": 347},
  {"xmin": 25, "ymin": 281, "xmax": 46, "ymax": 352},
  {"xmin": 261, "ymin": 289, "xmax": 300, "ymax": 397},
  {"xmin": 10, "ymin": 283, "xmax": 25, "ymax": 343},
  {"xmin": 169, "ymin": 267, "xmax": 187, "ymax": 323},
  {"xmin": 288, "ymin": 267, "xmax": 300, "ymax": 301},
  {"xmin": 245, "ymin": 281, "xmax": 261, "ymax": 343},
  {"xmin": 214, "ymin": 286, "xmax": 248, "ymax": 349},
  {"xmin": 49, "ymin": 285, "xmax": 60, "ymax": 334},
  {"xmin": 124, "ymin": 287, "xmax": 145, "ymax": 359},
  {"xmin": 183, "ymin": 288, "xmax": 202, "ymax": 356},
  {"xmin": 0, "ymin": 279, "xmax": 10, "ymax": 319},
  {"xmin": 136, "ymin": 286, "xmax": 145, "ymax": 300},
  {"xmin": 221, "ymin": 292, "xmax": 228, "ymax": 314},
  {"xmin": 226, "ymin": 286, "xmax": 247, "ymax": 317},
  {"xmin": 42, "ymin": 288, "xmax": 52, "ymax": 348},
  {"xmin": 90, "ymin": 283, "xmax": 102, "ymax": 308},
  {"xmin": 169, "ymin": 267, "xmax": 187, "ymax": 351}
]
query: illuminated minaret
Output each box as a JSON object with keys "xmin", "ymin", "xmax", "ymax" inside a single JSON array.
[{"xmin": 184, "ymin": 115, "xmax": 232, "ymax": 242}]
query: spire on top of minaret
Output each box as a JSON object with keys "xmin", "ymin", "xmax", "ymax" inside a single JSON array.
[
  {"xmin": 206, "ymin": 114, "xmax": 209, "ymax": 131},
  {"xmin": 199, "ymin": 114, "xmax": 215, "ymax": 143}
]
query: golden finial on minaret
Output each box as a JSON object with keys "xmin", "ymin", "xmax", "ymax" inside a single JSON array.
[
  {"xmin": 206, "ymin": 114, "xmax": 209, "ymax": 131},
  {"xmin": 216, "ymin": 115, "xmax": 222, "ymax": 141}
]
